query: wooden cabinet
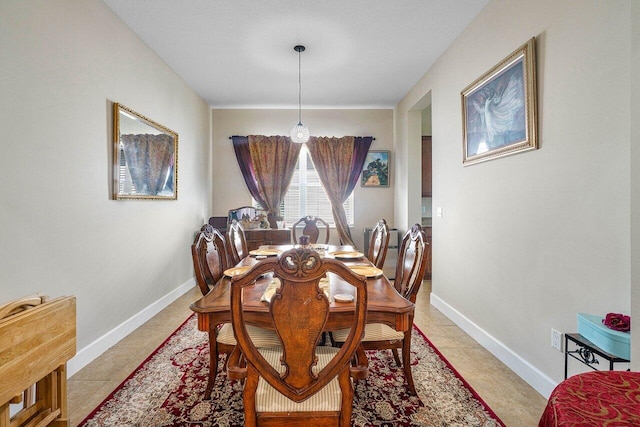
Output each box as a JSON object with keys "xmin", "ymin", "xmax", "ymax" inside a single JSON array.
[
  {"xmin": 424, "ymin": 226, "xmax": 432, "ymax": 279},
  {"xmin": 422, "ymin": 136, "xmax": 432, "ymax": 197},
  {"xmin": 244, "ymin": 229, "xmax": 291, "ymax": 251}
]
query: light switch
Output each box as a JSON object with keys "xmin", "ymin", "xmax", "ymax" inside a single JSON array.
[{"xmin": 436, "ymin": 207, "xmax": 443, "ymax": 217}]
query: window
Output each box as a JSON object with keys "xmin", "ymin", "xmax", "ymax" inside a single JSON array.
[
  {"xmin": 255, "ymin": 146, "xmax": 354, "ymax": 228},
  {"xmin": 118, "ymin": 147, "xmax": 136, "ymax": 194}
]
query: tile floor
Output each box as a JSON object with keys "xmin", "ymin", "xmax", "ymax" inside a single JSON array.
[
  {"xmin": 67, "ymin": 282, "xmax": 547, "ymax": 426},
  {"xmin": 413, "ymin": 282, "xmax": 548, "ymax": 426}
]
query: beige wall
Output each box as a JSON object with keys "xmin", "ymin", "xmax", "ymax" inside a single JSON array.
[
  {"xmin": 396, "ymin": 0, "xmax": 634, "ymax": 396},
  {"xmin": 0, "ymin": 0, "xmax": 210, "ymax": 371},
  {"xmin": 211, "ymin": 109, "xmax": 394, "ymax": 250},
  {"xmin": 421, "ymin": 104, "xmax": 432, "ymax": 136},
  {"xmin": 631, "ymin": 0, "xmax": 640, "ymax": 369}
]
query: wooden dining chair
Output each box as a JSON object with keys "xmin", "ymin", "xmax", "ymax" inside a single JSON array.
[
  {"xmin": 333, "ymin": 224, "xmax": 429, "ymax": 395},
  {"xmin": 227, "ymin": 247, "xmax": 369, "ymax": 426},
  {"xmin": 292, "ymin": 215, "xmax": 330, "ymax": 244},
  {"xmin": 191, "ymin": 224, "xmax": 279, "ymax": 399},
  {"xmin": 367, "ymin": 219, "xmax": 390, "ymax": 269},
  {"xmin": 227, "ymin": 219, "xmax": 248, "ymax": 265},
  {"xmin": 192, "ymin": 224, "xmax": 231, "ymax": 296}
]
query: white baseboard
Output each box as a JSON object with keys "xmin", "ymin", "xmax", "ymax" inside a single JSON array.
[
  {"xmin": 430, "ymin": 292, "xmax": 557, "ymax": 398},
  {"xmin": 67, "ymin": 278, "xmax": 196, "ymax": 377}
]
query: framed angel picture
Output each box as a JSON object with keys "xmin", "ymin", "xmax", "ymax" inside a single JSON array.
[{"xmin": 461, "ymin": 38, "xmax": 538, "ymax": 166}]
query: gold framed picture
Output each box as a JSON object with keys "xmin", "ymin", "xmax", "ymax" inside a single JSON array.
[
  {"xmin": 113, "ymin": 103, "xmax": 178, "ymax": 200},
  {"xmin": 461, "ymin": 38, "xmax": 538, "ymax": 166}
]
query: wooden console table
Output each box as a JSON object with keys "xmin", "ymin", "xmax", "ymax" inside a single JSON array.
[{"xmin": 244, "ymin": 229, "xmax": 291, "ymax": 251}]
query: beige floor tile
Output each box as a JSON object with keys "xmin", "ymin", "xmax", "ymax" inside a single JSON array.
[
  {"xmin": 418, "ymin": 324, "xmax": 481, "ymax": 349},
  {"xmin": 69, "ymin": 346, "xmax": 143, "ymax": 382},
  {"xmin": 67, "ymin": 286, "xmax": 201, "ymax": 427}
]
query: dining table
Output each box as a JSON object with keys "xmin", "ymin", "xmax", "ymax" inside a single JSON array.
[
  {"xmin": 191, "ymin": 244, "xmax": 414, "ymax": 331},
  {"xmin": 189, "ymin": 244, "xmax": 415, "ymax": 392}
]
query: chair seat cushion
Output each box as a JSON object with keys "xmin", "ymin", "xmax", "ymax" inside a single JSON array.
[
  {"xmin": 217, "ymin": 323, "xmax": 280, "ymax": 347},
  {"xmin": 332, "ymin": 323, "xmax": 404, "ymax": 343},
  {"xmin": 255, "ymin": 346, "xmax": 342, "ymax": 412}
]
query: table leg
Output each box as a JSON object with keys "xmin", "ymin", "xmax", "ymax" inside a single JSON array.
[{"xmin": 204, "ymin": 328, "xmax": 217, "ymax": 400}]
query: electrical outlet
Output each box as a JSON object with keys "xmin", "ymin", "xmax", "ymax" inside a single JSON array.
[{"xmin": 551, "ymin": 329, "xmax": 562, "ymax": 351}]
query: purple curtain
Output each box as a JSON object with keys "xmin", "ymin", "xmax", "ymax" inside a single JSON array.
[
  {"xmin": 348, "ymin": 137, "xmax": 374, "ymax": 194},
  {"xmin": 231, "ymin": 136, "xmax": 267, "ymax": 208},
  {"xmin": 231, "ymin": 135, "xmax": 301, "ymax": 228},
  {"xmin": 306, "ymin": 136, "xmax": 373, "ymax": 246}
]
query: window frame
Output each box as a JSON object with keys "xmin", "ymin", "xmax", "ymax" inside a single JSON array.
[{"xmin": 254, "ymin": 146, "xmax": 354, "ymax": 228}]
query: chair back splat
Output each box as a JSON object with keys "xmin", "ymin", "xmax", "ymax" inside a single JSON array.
[
  {"xmin": 394, "ymin": 224, "xmax": 429, "ymax": 304},
  {"xmin": 192, "ymin": 224, "xmax": 230, "ymax": 296},
  {"xmin": 229, "ymin": 248, "xmax": 368, "ymax": 426},
  {"xmin": 227, "ymin": 219, "xmax": 248, "ymax": 265},
  {"xmin": 292, "ymin": 216, "xmax": 330, "ymax": 245},
  {"xmin": 367, "ymin": 219, "xmax": 390, "ymax": 269}
]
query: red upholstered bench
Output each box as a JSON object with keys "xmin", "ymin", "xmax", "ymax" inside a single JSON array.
[{"xmin": 539, "ymin": 370, "xmax": 640, "ymax": 426}]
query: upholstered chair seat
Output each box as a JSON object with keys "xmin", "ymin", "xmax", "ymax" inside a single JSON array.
[
  {"xmin": 332, "ymin": 323, "xmax": 403, "ymax": 343},
  {"xmin": 255, "ymin": 346, "xmax": 343, "ymax": 413},
  {"xmin": 216, "ymin": 323, "xmax": 280, "ymax": 348}
]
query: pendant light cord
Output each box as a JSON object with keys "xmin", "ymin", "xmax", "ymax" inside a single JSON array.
[
  {"xmin": 290, "ymin": 45, "xmax": 308, "ymax": 143},
  {"xmin": 297, "ymin": 47, "xmax": 302, "ymax": 124}
]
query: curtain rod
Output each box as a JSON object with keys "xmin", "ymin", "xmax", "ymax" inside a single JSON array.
[{"xmin": 228, "ymin": 136, "xmax": 375, "ymax": 140}]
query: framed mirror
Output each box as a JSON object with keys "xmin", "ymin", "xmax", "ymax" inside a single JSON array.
[{"xmin": 113, "ymin": 103, "xmax": 178, "ymax": 200}]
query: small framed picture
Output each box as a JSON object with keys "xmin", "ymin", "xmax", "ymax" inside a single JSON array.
[{"xmin": 361, "ymin": 150, "xmax": 390, "ymax": 187}]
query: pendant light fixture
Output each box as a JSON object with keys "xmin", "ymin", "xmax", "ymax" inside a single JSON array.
[{"xmin": 290, "ymin": 45, "xmax": 309, "ymax": 143}]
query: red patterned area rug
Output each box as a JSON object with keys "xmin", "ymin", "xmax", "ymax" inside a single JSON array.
[{"xmin": 79, "ymin": 315, "xmax": 504, "ymax": 426}]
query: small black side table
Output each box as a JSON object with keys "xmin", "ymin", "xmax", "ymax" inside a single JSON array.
[{"xmin": 564, "ymin": 333, "xmax": 629, "ymax": 379}]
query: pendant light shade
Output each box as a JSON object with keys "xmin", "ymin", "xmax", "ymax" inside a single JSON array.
[
  {"xmin": 291, "ymin": 122, "xmax": 309, "ymax": 143},
  {"xmin": 290, "ymin": 45, "xmax": 309, "ymax": 143}
]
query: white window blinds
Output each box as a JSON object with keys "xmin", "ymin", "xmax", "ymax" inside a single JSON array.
[{"xmin": 255, "ymin": 146, "xmax": 354, "ymax": 228}]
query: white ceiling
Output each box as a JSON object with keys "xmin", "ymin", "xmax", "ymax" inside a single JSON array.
[{"xmin": 102, "ymin": 0, "xmax": 489, "ymax": 109}]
